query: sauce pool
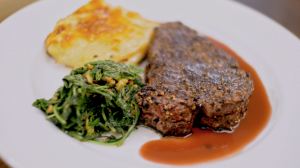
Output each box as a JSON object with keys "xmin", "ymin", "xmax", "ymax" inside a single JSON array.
[{"xmin": 139, "ymin": 37, "xmax": 272, "ymax": 165}]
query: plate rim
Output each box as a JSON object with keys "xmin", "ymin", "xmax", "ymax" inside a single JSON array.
[{"xmin": 0, "ymin": 0, "xmax": 300, "ymax": 167}]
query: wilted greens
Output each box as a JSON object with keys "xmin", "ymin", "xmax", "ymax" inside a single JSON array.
[{"xmin": 33, "ymin": 60, "xmax": 144, "ymax": 146}]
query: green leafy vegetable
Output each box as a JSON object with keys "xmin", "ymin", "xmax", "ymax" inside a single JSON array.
[{"xmin": 33, "ymin": 60, "xmax": 144, "ymax": 146}]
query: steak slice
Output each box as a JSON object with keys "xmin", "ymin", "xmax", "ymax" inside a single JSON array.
[{"xmin": 137, "ymin": 22, "xmax": 254, "ymax": 135}]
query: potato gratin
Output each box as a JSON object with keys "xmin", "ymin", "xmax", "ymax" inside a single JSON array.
[{"xmin": 45, "ymin": 0, "xmax": 158, "ymax": 68}]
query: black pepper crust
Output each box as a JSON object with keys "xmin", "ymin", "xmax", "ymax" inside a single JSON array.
[{"xmin": 137, "ymin": 22, "xmax": 254, "ymax": 135}]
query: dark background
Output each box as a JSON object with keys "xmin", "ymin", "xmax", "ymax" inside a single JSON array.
[
  {"xmin": 237, "ymin": 0, "xmax": 300, "ymax": 38},
  {"xmin": 0, "ymin": 0, "xmax": 299, "ymax": 167}
]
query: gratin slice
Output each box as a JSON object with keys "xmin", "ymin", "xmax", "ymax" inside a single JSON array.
[{"xmin": 45, "ymin": 0, "xmax": 158, "ymax": 68}]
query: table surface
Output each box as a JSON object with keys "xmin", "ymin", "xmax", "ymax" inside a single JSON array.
[{"xmin": 0, "ymin": 0, "xmax": 299, "ymax": 167}]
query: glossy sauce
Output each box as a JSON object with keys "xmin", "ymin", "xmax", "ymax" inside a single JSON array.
[{"xmin": 140, "ymin": 37, "xmax": 272, "ymax": 165}]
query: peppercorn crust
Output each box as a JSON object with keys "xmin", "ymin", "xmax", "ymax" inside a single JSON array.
[
  {"xmin": 137, "ymin": 22, "xmax": 254, "ymax": 135},
  {"xmin": 45, "ymin": 0, "xmax": 158, "ymax": 68}
]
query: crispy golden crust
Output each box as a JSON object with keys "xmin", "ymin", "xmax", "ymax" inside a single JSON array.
[{"xmin": 46, "ymin": 0, "xmax": 158, "ymax": 68}]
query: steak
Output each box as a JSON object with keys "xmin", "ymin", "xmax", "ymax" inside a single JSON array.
[{"xmin": 137, "ymin": 22, "xmax": 254, "ymax": 135}]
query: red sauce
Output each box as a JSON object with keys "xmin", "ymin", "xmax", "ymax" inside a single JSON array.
[{"xmin": 140, "ymin": 37, "xmax": 272, "ymax": 165}]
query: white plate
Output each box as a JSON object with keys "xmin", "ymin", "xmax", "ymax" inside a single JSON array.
[{"xmin": 1, "ymin": 0, "xmax": 300, "ymax": 167}]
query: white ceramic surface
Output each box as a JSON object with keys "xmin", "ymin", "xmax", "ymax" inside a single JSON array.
[{"xmin": 0, "ymin": 0, "xmax": 300, "ymax": 167}]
